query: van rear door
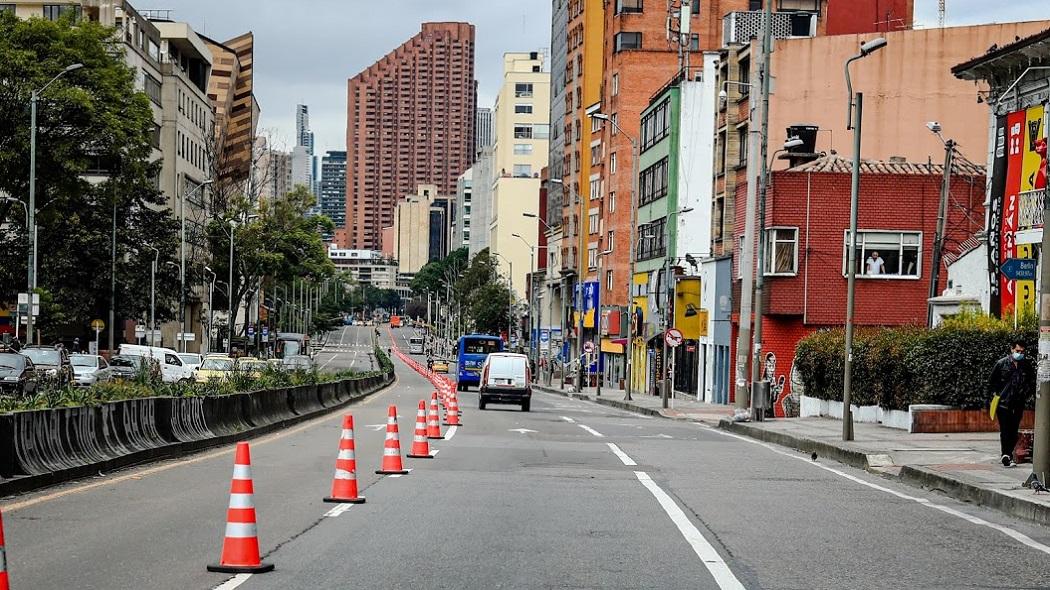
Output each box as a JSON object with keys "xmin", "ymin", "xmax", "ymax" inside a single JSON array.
[{"xmin": 486, "ymin": 356, "xmax": 527, "ymax": 390}]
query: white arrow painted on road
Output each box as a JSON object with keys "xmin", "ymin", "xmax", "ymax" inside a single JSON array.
[
  {"xmin": 640, "ymin": 434, "xmax": 673, "ymax": 439},
  {"xmin": 364, "ymin": 424, "xmax": 387, "ymax": 431},
  {"xmin": 508, "ymin": 428, "xmax": 538, "ymax": 434}
]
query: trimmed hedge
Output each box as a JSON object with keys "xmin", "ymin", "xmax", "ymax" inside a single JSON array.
[{"xmin": 795, "ymin": 318, "xmax": 1035, "ymax": 411}]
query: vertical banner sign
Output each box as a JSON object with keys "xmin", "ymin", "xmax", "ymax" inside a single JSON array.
[
  {"xmin": 1016, "ymin": 105, "xmax": 1045, "ymax": 316},
  {"xmin": 1001, "ymin": 109, "xmax": 1026, "ymax": 315},
  {"xmin": 989, "ymin": 114, "xmax": 1007, "ymax": 318}
]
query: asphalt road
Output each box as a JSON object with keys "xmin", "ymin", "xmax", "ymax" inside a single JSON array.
[
  {"xmin": 3, "ymin": 325, "xmax": 1050, "ymax": 589},
  {"xmin": 311, "ymin": 324, "xmax": 379, "ymax": 372}
]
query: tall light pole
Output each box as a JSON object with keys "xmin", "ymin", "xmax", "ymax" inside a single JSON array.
[
  {"xmin": 204, "ymin": 266, "xmax": 216, "ymax": 353},
  {"xmin": 925, "ymin": 121, "xmax": 956, "ymax": 327},
  {"xmin": 660, "ymin": 207, "xmax": 694, "ymax": 408},
  {"xmin": 595, "ymin": 248, "xmax": 613, "ymax": 395},
  {"xmin": 512, "ymin": 233, "xmax": 537, "ymax": 363},
  {"xmin": 226, "ymin": 220, "xmax": 236, "ymax": 354},
  {"xmin": 750, "ymin": 137, "xmax": 803, "ymax": 420},
  {"xmin": 588, "ymin": 111, "xmax": 639, "ymax": 400},
  {"xmin": 493, "ymin": 251, "xmax": 514, "ymax": 345},
  {"xmin": 842, "ymin": 37, "xmax": 888, "ymax": 441},
  {"xmin": 148, "ymin": 246, "xmax": 159, "ymax": 346},
  {"xmin": 26, "ymin": 63, "xmax": 83, "ymax": 346},
  {"xmin": 178, "ymin": 179, "xmax": 214, "ymax": 353}
]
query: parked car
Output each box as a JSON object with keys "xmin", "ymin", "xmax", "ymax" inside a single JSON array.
[
  {"xmin": 478, "ymin": 352, "xmax": 532, "ymax": 412},
  {"xmin": 236, "ymin": 357, "xmax": 269, "ymax": 377},
  {"xmin": 281, "ymin": 355, "xmax": 315, "ymax": 371},
  {"xmin": 22, "ymin": 346, "xmax": 74, "ymax": 386},
  {"xmin": 0, "ymin": 352, "xmax": 39, "ymax": 396},
  {"xmin": 119, "ymin": 344, "xmax": 194, "ymax": 383},
  {"xmin": 109, "ymin": 355, "xmax": 159, "ymax": 381},
  {"xmin": 178, "ymin": 353, "xmax": 203, "ymax": 373},
  {"xmin": 432, "ymin": 359, "xmax": 449, "ymax": 373},
  {"xmin": 70, "ymin": 354, "xmax": 113, "ymax": 387},
  {"xmin": 195, "ymin": 356, "xmax": 234, "ymax": 383}
]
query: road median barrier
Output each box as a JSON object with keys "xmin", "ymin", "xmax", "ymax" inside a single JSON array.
[{"xmin": 0, "ymin": 368, "xmax": 394, "ymax": 497}]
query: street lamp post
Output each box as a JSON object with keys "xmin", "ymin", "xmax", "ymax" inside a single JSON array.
[
  {"xmin": 204, "ymin": 266, "xmax": 216, "ymax": 354},
  {"xmin": 26, "ymin": 63, "xmax": 83, "ymax": 346},
  {"xmin": 595, "ymin": 249, "xmax": 613, "ymax": 395},
  {"xmin": 660, "ymin": 207, "xmax": 694, "ymax": 409},
  {"xmin": 178, "ymin": 180, "xmax": 214, "ymax": 353},
  {"xmin": 842, "ymin": 37, "xmax": 888, "ymax": 442},
  {"xmin": 512, "ymin": 233, "xmax": 537, "ymax": 364},
  {"xmin": 493, "ymin": 252, "xmax": 514, "ymax": 346},
  {"xmin": 588, "ymin": 111, "xmax": 639, "ymax": 401},
  {"xmin": 148, "ymin": 246, "xmax": 159, "ymax": 346}
]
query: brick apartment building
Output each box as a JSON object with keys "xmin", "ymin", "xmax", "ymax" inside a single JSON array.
[
  {"xmin": 733, "ymin": 155, "xmax": 985, "ymax": 416},
  {"xmin": 345, "ymin": 22, "xmax": 477, "ymax": 250}
]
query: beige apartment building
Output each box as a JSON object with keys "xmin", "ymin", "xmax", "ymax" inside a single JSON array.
[
  {"xmin": 393, "ymin": 185, "xmax": 437, "ymax": 275},
  {"xmin": 489, "ymin": 52, "xmax": 550, "ymax": 298}
]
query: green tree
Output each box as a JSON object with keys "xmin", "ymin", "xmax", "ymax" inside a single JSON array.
[
  {"xmin": 452, "ymin": 249, "xmax": 508, "ymax": 336},
  {"xmin": 410, "ymin": 246, "xmax": 468, "ymax": 295},
  {"xmin": 0, "ymin": 13, "xmax": 180, "ymax": 340}
]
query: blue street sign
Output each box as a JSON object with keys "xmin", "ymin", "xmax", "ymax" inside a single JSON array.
[
  {"xmin": 1001, "ymin": 258, "xmax": 1037, "ymax": 281},
  {"xmin": 247, "ymin": 325, "xmax": 255, "ymax": 338},
  {"xmin": 261, "ymin": 326, "xmax": 269, "ymax": 337}
]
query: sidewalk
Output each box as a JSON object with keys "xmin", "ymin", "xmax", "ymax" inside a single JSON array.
[{"xmin": 534, "ymin": 383, "xmax": 1050, "ymax": 526}]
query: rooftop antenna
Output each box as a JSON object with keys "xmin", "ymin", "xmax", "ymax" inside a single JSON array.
[{"xmin": 938, "ymin": 0, "xmax": 946, "ymax": 28}]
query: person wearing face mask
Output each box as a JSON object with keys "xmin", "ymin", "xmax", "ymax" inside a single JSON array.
[{"xmin": 987, "ymin": 339, "xmax": 1035, "ymax": 467}]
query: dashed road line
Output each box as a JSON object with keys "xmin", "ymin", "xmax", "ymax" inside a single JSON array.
[
  {"xmin": 560, "ymin": 416, "xmax": 576, "ymax": 423},
  {"xmin": 634, "ymin": 471, "xmax": 746, "ymax": 590},
  {"xmin": 212, "ymin": 573, "xmax": 253, "ymax": 590},
  {"xmin": 606, "ymin": 443, "xmax": 637, "ymax": 465},
  {"xmin": 444, "ymin": 425, "xmax": 458, "ymax": 440},
  {"xmin": 324, "ymin": 503, "xmax": 354, "ymax": 518},
  {"xmin": 577, "ymin": 424, "xmax": 605, "ymax": 438}
]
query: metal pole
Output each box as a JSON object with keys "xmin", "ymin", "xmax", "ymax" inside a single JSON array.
[
  {"xmin": 109, "ymin": 197, "xmax": 116, "ymax": 353},
  {"xmin": 150, "ymin": 249, "xmax": 157, "ymax": 346},
  {"xmin": 626, "ymin": 138, "xmax": 639, "ymax": 401},
  {"xmin": 208, "ymin": 275, "xmax": 214, "ymax": 353},
  {"xmin": 928, "ymin": 139, "xmax": 955, "ymax": 326},
  {"xmin": 595, "ymin": 251, "xmax": 603, "ymax": 397},
  {"xmin": 734, "ymin": 88, "xmax": 761, "ymax": 411},
  {"xmin": 662, "ymin": 255, "xmax": 671, "ymax": 408},
  {"xmin": 228, "ymin": 223, "xmax": 234, "ymax": 355},
  {"xmin": 1034, "ymin": 154, "xmax": 1050, "ymax": 484},
  {"xmin": 842, "ymin": 91, "xmax": 863, "ymax": 442},
  {"xmin": 530, "ymin": 249, "xmax": 535, "ymax": 363},
  {"xmin": 26, "ymin": 92, "xmax": 38, "ymax": 346},
  {"xmin": 179, "ymin": 185, "xmax": 186, "ymax": 353},
  {"xmin": 750, "ymin": 0, "xmax": 774, "ymax": 420}
]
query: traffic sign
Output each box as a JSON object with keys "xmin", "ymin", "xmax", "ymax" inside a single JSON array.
[
  {"xmin": 247, "ymin": 324, "xmax": 255, "ymax": 338},
  {"xmin": 1001, "ymin": 258, "xmax": 1037, "ymax": 281},
  {"xmin": 177, "ymin": 332, "xmax": 196, "ymax": 342},
  {"xmin": 583, "ymin": 341, "xmax": 595, "ymax": 354},
  {"xmin": 664, "ymin": 328, "xmax": 684, "ymax": 348},
  {"xmin": 261, "ymin": 326, "xmax": 269, "ymax": 337},
  {"xmin": 135, "ymin": 325, "xmax": 146, "ymax": 339},
  {"xmin": 90, "ymin": 319, "xmax": 105, "ymax": 331}
]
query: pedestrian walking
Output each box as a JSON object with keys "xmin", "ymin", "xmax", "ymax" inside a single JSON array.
[
  {"xmin": 72, "ymin": 337, "xmax": 81, "ymax": 353},
  {"xmin": 987, "ymin": 339, "xmax": 1035, "ymax": 467}
]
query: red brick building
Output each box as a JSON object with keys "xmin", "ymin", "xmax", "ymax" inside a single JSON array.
[
  {"xmin": 345, "ymin": 22, "xmax": 476, "ymax": 250},
  {"xmin": 733, "ymin": 155, "xmax": 985, "ymax": 416}
]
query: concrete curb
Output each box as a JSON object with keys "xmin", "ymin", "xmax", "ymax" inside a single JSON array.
[
  {"xmin": 534, "ymin": 384, "xmax": 715, "ymax": 420},
  {"xmin": 717, "ymin": 419, "xmax": 875, "ymax": 471},
  {"xmin": 899, "ymin": 465, "xmax": 1050, "ymax": 527},
  {"xmin": 0, "ymin": 373, "xmax": 395, "ymax": 498}
]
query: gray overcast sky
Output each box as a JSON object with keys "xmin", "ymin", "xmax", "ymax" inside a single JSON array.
[{"xmin": 159, "ymin": 1, "xmax": 1050, "ymax": 155}]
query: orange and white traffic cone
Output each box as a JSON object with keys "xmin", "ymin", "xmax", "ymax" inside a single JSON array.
[
  {"xmin": 207, "ymin": 442, "xmax": 274, "ymax": 574},
  {"xmin": 444, "ymin": 394, "xmax": 461, "ymax": 426},
  {"xmin": 407, "ymin": 400, "xmax": 434, "ymax": 459},
  {"xmin": 324, "ymin": 414, "xmax": 366, "ymax": 504},
  {"xmin": 0, "ymin": 507, "xmax": 9, "ymax": 590},
  {"xmin": 427, "ymin": 392, "xmax": 443, "ymax": 440},
  {"xmin": 376, "ymin": 405, "xmax": 409, "ymax": 475}
]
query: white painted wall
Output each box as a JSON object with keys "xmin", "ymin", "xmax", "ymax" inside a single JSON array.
[
  {"xmin": 945, "ymin": 244, "xmax": 991, "ymax": 313},
  {"xmin": 674, "ymin": 54, "xmax": 718, "ymax": 261}
]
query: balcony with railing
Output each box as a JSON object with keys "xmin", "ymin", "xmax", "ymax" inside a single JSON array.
[
  {"xmin": 722, "ymin": 9, "xmax": 817, "ymax": 46},
  {"xmin": 1019, "ymin": 189, "xmax": 1047, "ymax": 230}
]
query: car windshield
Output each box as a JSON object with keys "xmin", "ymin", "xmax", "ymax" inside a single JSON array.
[
  {"xmin": 0, "ymin": 354, "xmax": 25, "ymax": 370},
  {"xmin": 463, "ymin": 338, "xmax": 500, "ymax": 355},
  {"xmin": 282, "ymin": 341, "xmax": 302, "ymax": 357},
  {"xmin": 178, "ymin": 354, "xmax": 202, "ymax": 365},
  {"xmin": 110, "ymin": 355, "xmax": 142, "ymax": 368},
  {"xmin": 70, "ymin": 354, "xmax": 97, "ymax": 367},
  {"xmin": 201, "ymin": 359, "xmax": 233, "ymax": 371},
  {"xmin": 23, "ymin": 348, "xmax": 60, "ymax": 365}
]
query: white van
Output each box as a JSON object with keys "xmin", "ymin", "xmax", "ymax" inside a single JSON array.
[
  {"xmin": 408, "ymin": 336, "xmax": 425, "ymax": 355},
  {"xmin": 118, "ymin": 344, "xmax": 194, "ymax": 383},
  {"xmin": 478, "ymin": 353, "xmax": 531, "ymax": 412}
]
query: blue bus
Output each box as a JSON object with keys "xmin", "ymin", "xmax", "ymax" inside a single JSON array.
[{"xmin": 456, "ymin": 334, "xmax": 504, "ymax": 390}]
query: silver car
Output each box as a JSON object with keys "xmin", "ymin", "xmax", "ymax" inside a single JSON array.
[{"xmin": 70, "ymin": 354, "xmax": 113, "ymax": 387}]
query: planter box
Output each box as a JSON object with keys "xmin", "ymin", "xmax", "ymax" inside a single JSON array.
[
  {"xmin": 910, "ymin": 406, "xmax": 1034, "ymax": 433},
  {"xmin": 798, "ymin": 395, "xmax": 910, "ymax": 431}
]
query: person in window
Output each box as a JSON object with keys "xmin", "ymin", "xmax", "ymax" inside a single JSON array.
[{"xmin": 865, "ymin": 251, "xmax": 885, "ymax": 275}]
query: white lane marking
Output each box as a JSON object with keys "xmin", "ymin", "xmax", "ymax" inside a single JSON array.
[
  {"xmin": 431, "ymin": 449, "xmax": 441, "ymax": 457},
  {"xmin": 389, "ymin": 474, "xmax": 404, "ymax": 478},
  {"xmin": 607, "ymin": 443, "xmax": 637, "ymax": 466},
  {"xmin": 509, "ymin": 428, "xmax": 538, "ymax": 434},
  {"xmin": 444, "ymin": 425, "xmax": 458, "ymax": 440},
  {"xmin": 560, "ymin": 416, "xmax": 576, "ymax": 423},
  {"xmin": 324, "ymin": 503, "xmax": 354, "ymax": 518},
  {"xmin": 635, "ymin": 471, "xmax": 746, "ymax": 590},
  {"xmin": 212, "ymin": 573, "xmax": 253, "ymax": 590},
  {"xmin": 702, "ymin": 425, "xmax": 1050, "ymax": 557},
  {"xmin": 319, "ymin": 352, "xmax": 339, "ymax": 371},
  {"xmin": 578, "ymin": 424, "xmax": 605, "ymax": 438}
]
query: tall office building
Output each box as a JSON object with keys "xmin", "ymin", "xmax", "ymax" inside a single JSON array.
[
  {"xmin": 345, "ymin": 22, "xmax": 477, "ymax": 250},
  {"xmin": 475, "ymin": 107, "xmax": 493, "ymax": 155},
  {"xmin": 320, "ymin": 150, "xmax": 348, "ymax": 231},
  {"xmin": 295, "ymin": 104, "xmax": 315, "ymax": 153}
]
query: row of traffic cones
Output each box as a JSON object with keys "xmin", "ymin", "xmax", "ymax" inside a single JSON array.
[{"xmin": 206, "ymin": 391, "xmax": 459, "ymax": 575}]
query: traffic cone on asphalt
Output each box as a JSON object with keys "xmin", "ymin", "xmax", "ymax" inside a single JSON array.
[
  {"xmin": 324, "ymin": 414, "xmax": 366, "ymax": 504},
  {"xmin": 376, "ymin": 405, "xmax": 410, "ymax": 475},
  {"xmin": 427, "ymin": 393, "xmax": 443, "ymax": 439},
  {"xmin": 207, "ymin": 442, "xmax": 274, "ymax": 574},
  {"xmin": 0, "ymin": 507, "xmax": 9, "ymax": 590},
  {"xmin": 444, "ymin": 394, "xmax": 461, "ymax": 426},
  {"xmin": 407, "ymin": 401, "xmax": 434, "ymax": 459}
]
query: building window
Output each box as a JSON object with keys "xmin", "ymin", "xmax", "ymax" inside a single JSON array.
[
  {"xmin": 515, "ymin": 104, "xmax": 533, "ymax": 114},
  {"xmin": 589, "ymin": 177, "xmax": 602, "ymax": 200},
  {"xmin": 764, "ymin": 227, "xmax": 798, "ymax": 275},
  {"xmin": 589, "ymin": 211, "xmax": 600, "ymax": 234},
  {"xmin": 637, "ymin": 217, "xmax": 667, "ymax": 261},
  {"xmin": 692, "ymin": 0, "xmax": 701, "ymax": 13},
  {"xmin": 590, "ymin": 144, "xmax": 602, "ymax": 166},
  {"xmin": 515, "ymin": 83, "xmax": 534, "ymax": 98},
  {"xmin": 0, "ymin": 4, "xmax": 15, "ymax": 14},
  {"xmin": 606, "ymin": 270, "xmax": 614, "ymax": 291},
  {"xmin": 690, "ymin": 34, "xmax": 700, "ymax": 51},
  {"xmin": 514, "ymin": 143, "xmax": 534, "ymax": 155},
  {"xmin": 843, "ymin": 230, "xmax": 922, "ymax": 278},
  {"xmin": 737, "ymin": 126, "xmax": 749, "ymax": 167},
  {"xmin": 639, "ymin": 157, "xmax": 669, "ymax": 205},
  {"xmin": 534, "ymin": 124, "xmax": 550, "ymax": 139},
  {"xmin": 609, "ymin": 191, "xmax": 616, "ymax": 212},
  {"xmin": 514, "ymin": 125, "xmax": 534, "ymax": 139},
  {"xmin": 513, "ymin": 164, "xmax": 533, "ymax": 178},
  {"xmin": 588, "ymin": 246, "xmax": 598, "ymax": 270},
  {"xmin": 143, "ymin": 72, "xmax": 162, "ymax": 106},
  {"xmin": 574, "ymin": 120, "xmax": 581, "ymax": 142},
  {"xmin": 614, "ymin": 32, "xmax": 642, "ymax": 52},
  {"xmin": 738, "ymin": 58, "xmax": 751, "ymax": 96},
  {"xmin": 640, "ymin": 99, "xmax": 670, "ymax": 151},
  {"xmin": 616, "ymin": 0, "xmax": 643, "ymax": 13},
  {"xmin": 612, "ymin": 73, "xmax": 620, "ymax": 96},
  {"xmin": 607, "ymin": 230, "xmax": 615, "ymax": 252},
  {"xmin": 591, "ymin": 115, "xmax": 602, "ymax": 133},
  {"xmin": 610, "ymin": 113, "xmax": 619, "ymax": 135},
  {"xmin": 610, "ymin": 153, "xmax": 617, "ymax": 173},
  {"xmin": 43, "ymin": 4, "xmax": 80, "ymax": 20}
]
